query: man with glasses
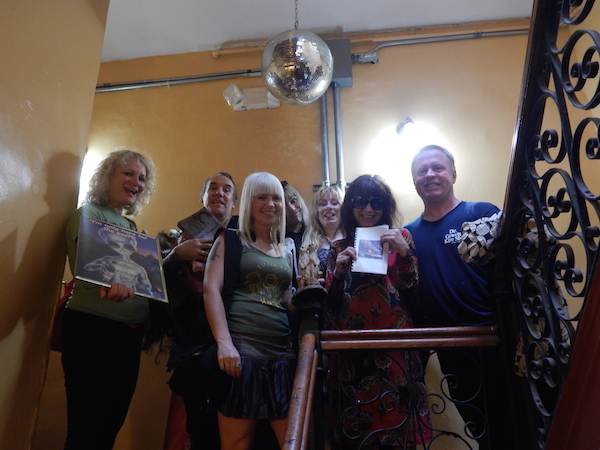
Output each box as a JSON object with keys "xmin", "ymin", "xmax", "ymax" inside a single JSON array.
[{"xmin": 405, "ymin": 144, "xmax": 512, "ymax": 450}]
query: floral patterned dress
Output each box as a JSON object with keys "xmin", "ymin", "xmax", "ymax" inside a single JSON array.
[{"xmin": 324, "ymin": 228, "xmax": 431, "ymax": 447}]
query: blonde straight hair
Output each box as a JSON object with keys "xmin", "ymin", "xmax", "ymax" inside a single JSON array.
[{"xmin": 238, "ymin": 172, "xmax": 287, "ymax": 255}]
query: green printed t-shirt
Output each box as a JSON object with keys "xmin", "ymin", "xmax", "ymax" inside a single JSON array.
[
  {"xmin": 228, "ymin": 245, "xmax": 292, "ymax": 337},
  {"xmin": 65, "ymin": 203, "xmax": 149, "ymax": 324}
]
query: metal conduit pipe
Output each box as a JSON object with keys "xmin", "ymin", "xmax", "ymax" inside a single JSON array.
[
  {"xmin": 96, "ymin": 30, "xmax": 528, "ymax": 92},
  {"xmin": 318, "ymin": 92, "xmax": 331, "ymax": 188},
  {"xmin": 352, "ymin": 29, "xmax": 529, "ymax": 63},
  {"xmin": 328, "ymin": 28, "xmax": 529, "ymax": 189},
  {"xmin": 95, "ymin": 69, "xmax": 262, "ymax": 93},
  {"xmin": 94, "ymin": 27, "xmax": 529, "ymax": 190},
  {"xmin": 331, "ymin": 82, "xmax": 345, "ymax": 189}
]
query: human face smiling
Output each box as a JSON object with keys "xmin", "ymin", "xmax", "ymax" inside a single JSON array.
[
  {"xmin": 318, "ymin": 193, "xmax": 341, "ymax": 231},
  {"xmin": 106, "ymin": 159, "xmax": 146, "ymax": 213},
  {"xmin": 285, "ymin": 195, "xmax": 303, "ymax": 229},
  {"xmin": 412, "ymin": 149, "xmax": 457, "ymax": 205},
  {"xmin": 353, "ymin": 195, "xmax": 384, "ymax": 227},
  {"xmin": 203, "ymin": 175, "xmax": 236, "ymax": 223},
  {"xmin": 252, "ymin": 192, "xmax": 282, "ymax": 229}
]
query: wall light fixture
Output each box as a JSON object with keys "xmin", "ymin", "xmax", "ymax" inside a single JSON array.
[{"xmin": 222, "ymin": 83, "xmax": 280, "ymax": 111}]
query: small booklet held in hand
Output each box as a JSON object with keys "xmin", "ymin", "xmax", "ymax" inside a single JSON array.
[
  {"xmin": 177, "ymin": 208, "xmax": 222, "ymax": 272},
  {"xmin": 352, "ymin": 225, "xmax": 389, "ymax": 275}
]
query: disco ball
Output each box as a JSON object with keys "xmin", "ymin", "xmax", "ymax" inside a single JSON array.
[{"xmin": 262, "ymin": 29, "xmax": 334, "ymax": 105}]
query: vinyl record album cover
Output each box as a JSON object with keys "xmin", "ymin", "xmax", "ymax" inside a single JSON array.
[{"xmin": 74, "ymin": 216, "xmax": 168, "ymax": 302}]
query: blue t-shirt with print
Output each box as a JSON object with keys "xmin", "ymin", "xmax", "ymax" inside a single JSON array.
[{"xmin": 405, "ymin": 201, "xmax": 500, "ymax": 327}]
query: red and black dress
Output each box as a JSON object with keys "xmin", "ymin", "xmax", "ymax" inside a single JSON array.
[{"xmin": 324, "ymin": 229, "xmax": 432, "ymax": 448}]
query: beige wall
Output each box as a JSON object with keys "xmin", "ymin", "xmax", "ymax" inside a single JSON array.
[
  {"xmin": 33, "ymin": 20, "xmax": 529, "ymax": 450},
  {"xmin": 0, "ymin": 0, "xmax": 109, "ymax": 448}
]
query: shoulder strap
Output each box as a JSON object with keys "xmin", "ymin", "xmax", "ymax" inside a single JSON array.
[{"xmin": 217, "ymin": 227, "xmax": 243, "ymax": 313}]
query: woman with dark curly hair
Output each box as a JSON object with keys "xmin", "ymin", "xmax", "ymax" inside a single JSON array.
[
  {"xmin": 325, "ymin": 174, "xmax": 431, "ymax": 449},
  {"xmin": 62, "ymin": 149, "xmax": 156, "ymax": 450}
]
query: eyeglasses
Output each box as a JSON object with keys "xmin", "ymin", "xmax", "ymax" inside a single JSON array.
[{"xmin": 351, "ymin": 196, "xmax": 385, "ymax": 210}]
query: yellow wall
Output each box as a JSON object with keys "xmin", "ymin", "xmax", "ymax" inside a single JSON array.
[
  {"xmin": 0, "ymin": 0, "xmax": 109, "ymax": 448},
  {"xmin": 89, "ymin": 23, "xmax": 529, "ymax": 236},
  {"xmin": 33, "ymin": 21, "xmax": 530, "ymax": 450}
]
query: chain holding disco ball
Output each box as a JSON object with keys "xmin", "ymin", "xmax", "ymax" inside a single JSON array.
[{"xmin": 261, "ymin": 2, "xmax": 334, "ymax": 105}]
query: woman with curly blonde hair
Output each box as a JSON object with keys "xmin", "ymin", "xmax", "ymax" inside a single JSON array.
[{"xmin": 63, "ymin": 149, "xmax": 156, "ymax": 450}]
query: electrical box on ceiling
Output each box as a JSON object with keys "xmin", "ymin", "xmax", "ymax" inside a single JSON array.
[{"xmin": 326, "ymin": 39, "xmax": 353, "ymax": 88}]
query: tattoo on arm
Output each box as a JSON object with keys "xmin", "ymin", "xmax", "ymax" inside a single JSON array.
[{"xmin": 209, "ymin": 240, "xmax": 222, "ymax": 262}]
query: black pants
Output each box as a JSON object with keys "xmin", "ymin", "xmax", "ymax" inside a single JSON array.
[{"xmin": 61, "ymin": 309, "xmax": 144, "ymax": 450}]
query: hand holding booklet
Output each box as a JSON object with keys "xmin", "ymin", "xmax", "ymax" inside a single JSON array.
[
  {"xmin": 352, "ymin": 225, "xmax": 389, "ymax": 275},
  {"xmin": 177, "ymin": 207, "xmax": 221, "ymax": 272}
]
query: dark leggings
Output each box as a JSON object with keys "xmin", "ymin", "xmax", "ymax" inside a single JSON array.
[{"xmin": 61, "ymin": 309, "xmax": 144, "ymax": 450}]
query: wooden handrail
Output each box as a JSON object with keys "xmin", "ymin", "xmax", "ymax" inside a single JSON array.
[
  {"xmin": 301, "ymin": 343, "xmax": 319, "ymax": 449},
  {"xmin": 282, "ymin": 333, "xmax": 318, "ymax": 450},
  {"xmin": 282, "ymin": 326, "xmax": 500, "ymax": 449},
  {"xmin": 320, "ymin": 326, "xmax": 499, "ymax": 350}
]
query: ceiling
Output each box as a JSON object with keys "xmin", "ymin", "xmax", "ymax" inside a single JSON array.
[{"xmin": 100, "ymin": 0, "xmax": 535, "ymax": 63}]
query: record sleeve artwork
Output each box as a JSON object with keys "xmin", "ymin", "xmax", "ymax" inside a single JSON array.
[{"xmin": 75, "ymin": 216, "xmax": 168, "ymax": 302}]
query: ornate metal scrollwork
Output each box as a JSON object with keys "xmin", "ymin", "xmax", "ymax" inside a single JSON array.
[
  {"xmin": 325, "ymin": 348, "xmax": 495, "ymax": 450},
  {"xmin": 505, "ymin": 0, "xmax": 600, "ymax": 447}
]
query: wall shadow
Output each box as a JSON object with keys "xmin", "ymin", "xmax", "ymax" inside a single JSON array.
[{"xmin": 0, "ymin": 151, "xmax": 80, "ymax": 449}]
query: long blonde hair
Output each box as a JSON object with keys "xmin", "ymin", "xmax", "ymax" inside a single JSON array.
[
  {"xmin": 302, "ymin": 185, "xmax": 344, "ymax": 249},
  {"xmin": 238, "ymin": 172, "xmax": 287, "ymax": 255}
]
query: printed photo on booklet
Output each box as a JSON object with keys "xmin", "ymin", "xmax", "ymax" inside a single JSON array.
[{"xmin": 352, "ymin": 225, "xmax": 389, "ymax": 275}]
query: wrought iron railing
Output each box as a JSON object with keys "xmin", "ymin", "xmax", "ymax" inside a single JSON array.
[
  {"xmin": 285, "ymin": 2, "xmax": 600, "ymax": 449},
  {"xmin": 284, "ymin": 327, "xmax": 507, "ymax": 450},
  {"xmin": 497, "ymin": 0, "xmax": 600, "ymax": 448}
]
